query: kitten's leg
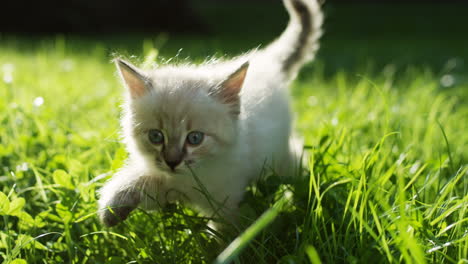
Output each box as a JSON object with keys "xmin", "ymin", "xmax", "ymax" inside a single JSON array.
[
  {"xmin": 207, "ymin": 204, "xmax": 241, "ymax": 232},
  {"xmin": 194, "ymin": 191, "xmax": 244, "ymax": 232},
  {"xmin": 287, "ymin": 134, "xmax": 306, "ymax": 175},
  {"xmin": 98, "ymin": 167, "xmax": 165, "ymax": 227}
]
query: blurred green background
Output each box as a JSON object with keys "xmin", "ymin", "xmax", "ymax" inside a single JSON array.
[{"xmin": 2, "ymin": 1, "xmax": 468, "ymax": 76}]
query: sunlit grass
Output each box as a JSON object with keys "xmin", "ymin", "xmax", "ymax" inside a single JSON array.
[{"xmin": 0, "ymin": 34, "xmax": 467, "ymax": 264}]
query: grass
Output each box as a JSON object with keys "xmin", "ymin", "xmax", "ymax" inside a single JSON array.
[{"xmin": 1, "ymin": 2, "xmax": 468, "ymax": 263}]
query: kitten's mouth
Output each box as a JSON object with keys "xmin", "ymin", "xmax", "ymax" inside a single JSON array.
[
  {"xmin": 158, "ymin": 164, "xmax": 179, "ymax": 174},
  {"xmin": 155, "ymin": 156, "xmax": 195, "ymax": 174},
  {"xmin": 157, "ymin": 160, "xmax": 196, "ymax": 174}
]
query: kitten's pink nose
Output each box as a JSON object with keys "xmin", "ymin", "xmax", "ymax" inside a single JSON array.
[
  {"xmin": 165, "ymin": 158, "xmax": 182, "ymax": 171},
  {"xmin": 163, "ymin": 147, "xmax": 184, "ymax": 171}
]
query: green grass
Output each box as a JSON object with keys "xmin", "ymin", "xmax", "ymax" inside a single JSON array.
[{"xmin": 1, "ymin": 2, "xmax": 468, "ymax": 264}]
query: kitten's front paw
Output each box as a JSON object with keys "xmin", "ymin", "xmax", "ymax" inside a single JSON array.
[
  {"xmin": 99, "ymin": 205, "xmax": 135, "ymax": 227},
  {"xmin": 98, "ymin": 190, "xmax": 140, "ymax": 227}
]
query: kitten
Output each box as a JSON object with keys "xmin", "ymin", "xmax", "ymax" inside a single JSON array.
[{"xmin": 98, "ymin": 0, "xmax": 323, "ymax": 227}]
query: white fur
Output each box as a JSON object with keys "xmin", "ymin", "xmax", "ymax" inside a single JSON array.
[{"xmin": 98, "ymin": 0, "xmax": 323, "ymax": 226}]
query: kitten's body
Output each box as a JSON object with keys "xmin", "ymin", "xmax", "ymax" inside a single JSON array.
[{"xmin": 99, "ymin": 0, "xmax": 322, "ymax": 227}]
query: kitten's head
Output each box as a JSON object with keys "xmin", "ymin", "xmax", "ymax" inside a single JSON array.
[{"xmin": 116, "ymin": 59, "xmax": 249, "ymax": 173}]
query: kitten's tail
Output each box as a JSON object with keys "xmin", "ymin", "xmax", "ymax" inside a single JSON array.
[{"xmin": 264, "ymin": 0, "xmax": 323, "ymax": 79}]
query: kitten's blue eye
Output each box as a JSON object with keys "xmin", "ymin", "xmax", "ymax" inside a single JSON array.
[
  {"xmin": 148, "ymin": 129, "xmax": 164, "ymax": 144},
  {"xmin": 186, "ymin": 131, "xmax": 204, "ymax": 145}
]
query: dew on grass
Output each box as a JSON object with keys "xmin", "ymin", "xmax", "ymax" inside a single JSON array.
[
  {"xmin": 60, "ymin": 59, "xmax": 74, "ymax": 72},
  {"xmin": 427, "ymin": 241, "xmax": 453, "ymax": 253},
  {"xmin": 3, "ymin": 74, "xmax": 13, "ymax": 84},
  {"xmin": 331, "ymin": 117, "xmax": 338, "ymax": 126},
  {"xmin": 33, "ymin": 96, "xmax": 44, "ymax": 107},
  {"xmin": 15, "ymin": 117, "xmax": 23, "ymax": 125},
  {"xmin": 396, "ymin": 153, "xmax": 407, "ymax": 165},
  {"xmin": 16, "ymin": 162, "xmax": 29, "ymax": 172},
  {"xmin": 406, "ymin": 223, "xmax": 414, "ymax": 233},
  {"xmin": 409, "ymin": 161, "xmax": 420, "ymax": 174},
  {"xmin": 2, "ymin": 63, "xmax": 14, "ymax": 84},
  {"xmin": 440, "ymin": 74, "xmax": 455, "ymax": 87},
  {"xmin": 307, "ymin": 96, "xmax": 318, "ymax": 106}
]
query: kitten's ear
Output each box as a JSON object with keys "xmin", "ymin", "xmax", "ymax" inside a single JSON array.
[
  {"xmin": 115, "ymin": 59, "xmax": 150, "ymax": 98},
  {"xmin": 217, "ymin": 62, "xmax": 249, "ymax": 113}
]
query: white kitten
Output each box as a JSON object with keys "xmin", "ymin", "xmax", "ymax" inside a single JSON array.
[{"xmin": 98, "ymin": 0, "xmax": 323, "ymax": 227}]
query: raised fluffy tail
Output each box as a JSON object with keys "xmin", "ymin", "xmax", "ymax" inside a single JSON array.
[{"xmin": 265, "ymin": 0, "xmax": 323, "ymax": 79}]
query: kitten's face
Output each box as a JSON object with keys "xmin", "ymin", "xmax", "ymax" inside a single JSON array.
[
  {"xmin": 117, "ymin": 60, "xmax": 248, "ymax": 173},
  {"xmin": 131, "ymin": 83, "xmax": 236, "ymax": 173}
]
